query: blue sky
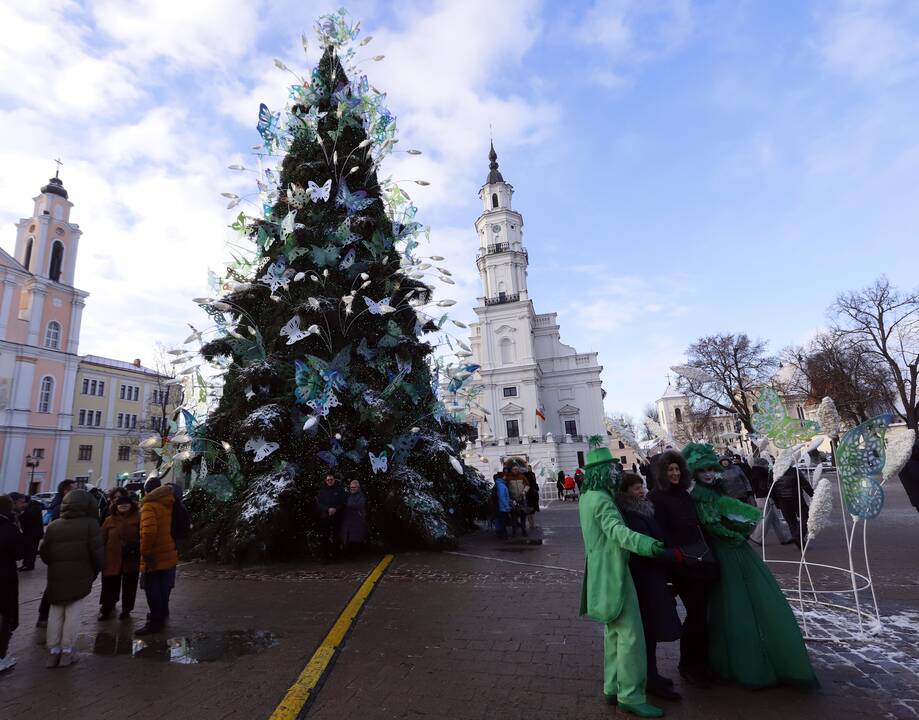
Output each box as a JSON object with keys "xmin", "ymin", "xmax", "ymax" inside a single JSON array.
[{"xmin": 1, "ymin": 0, "xmax": 918, "ymax": 421}]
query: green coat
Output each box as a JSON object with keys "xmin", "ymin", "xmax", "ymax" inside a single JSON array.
[
  {"xmin": 40, "ymin": 490, "xmax": 104, "ymax": 605},
  {"xmin": 579, "ymin": 489, "xmax": 662, "ymax": 623}
]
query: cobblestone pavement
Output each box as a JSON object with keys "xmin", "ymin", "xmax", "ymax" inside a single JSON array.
[{"xmin": 2, "ymin": 484, "xmax": 917, "ymax": 720}]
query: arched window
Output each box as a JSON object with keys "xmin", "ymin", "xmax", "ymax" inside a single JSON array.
[
  {"xmin": 49, "ymin": 241, "xmax": 64, "ymax": 282},
  {"xmin": 491, "ymin": 193, "xmax": 498, "ymax": 208},
  {"xmin": 23, "ymin": 238, "xmax": 33, "ymax": 270},
  {"xmin": 500, "ymin": 337, "xmax": 515, "ymax": 365},
  {"xmin": 38, "ymin": 376, "xmax": 54, "ymax": 413},
  {"xmin": 44, "ymin": 321, "xmax": 61, "ymax": 349},
  {"xmin": 674, "ymin": 407, "xmax": 683, "ymax": 423}
]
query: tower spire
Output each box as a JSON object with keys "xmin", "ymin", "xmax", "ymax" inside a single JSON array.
[{"xmin": 486, "ymin": 140, "xmax": 504, "ymax": 184}]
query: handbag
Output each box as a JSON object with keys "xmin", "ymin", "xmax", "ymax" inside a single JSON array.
[{"xmin": 678, "ymin": 528, "xmax": 720, "ymax": 581}]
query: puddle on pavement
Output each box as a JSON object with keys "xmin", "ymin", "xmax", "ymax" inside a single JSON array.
[{"xmin": 79, "ymin": 630, "xmax": 278, "ymax": 664}]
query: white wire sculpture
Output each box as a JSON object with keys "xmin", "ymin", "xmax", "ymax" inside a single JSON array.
[
  {"xmin": 762, "ymin": 461, "xmax": 880, "ymax": 641},
  {"xmin": 753, "ymin": 393, "xmax": 915, "ymax": 642}
]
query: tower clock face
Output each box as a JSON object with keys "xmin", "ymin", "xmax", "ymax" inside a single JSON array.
[{"xmin": 491, "ymin": 224, "xmax": 501, "ymax": 234}]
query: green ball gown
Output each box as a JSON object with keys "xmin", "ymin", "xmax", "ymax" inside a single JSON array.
[{"xmin": 690, "ymin": 483, "xmax": 819, "ymax": 689}]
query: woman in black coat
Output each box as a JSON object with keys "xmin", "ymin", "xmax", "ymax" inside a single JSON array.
[
  {"xmin": 898, "ymin": 441, "xmax": 919, "ymax": 513},
  {"xmin": 618, "ymin": 473, "xmax": 682, "ymax": 701},
  {"xmin": 647, "ymin": 450, "xmax": 715, "ymax": 689}
]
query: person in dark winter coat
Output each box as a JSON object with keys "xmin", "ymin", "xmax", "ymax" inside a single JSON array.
[
  {"xmin": 99, "ymin": 495, "xmax": 141, "ymax": 620},
  {"xmin": 40, "ymin": 489, "xmax": 104, "ymax": 667},
  {"xmin": 718, "ymin": 456, "xmax": 755, "ymax": 504},
  {"xmin": 38, "ymin": 479, "xmax": 76, "ymax": 627},
  {"xmin": 556, "ymin": 470, "xmax": 565, "ymax": 500},
  {"xmin": 647, "ymin": 450, "xmax": 714, "ymax": 689},
  {"xmin": 316, "ymin": 474, "xmax": 347, "ymax": 560},
  {"xmin": 773, "ymin": 465, "xmax": 813, "ymax": 548},
  {"xmin": 899, "ymin": 441, "xmax": 919, "ymax": 513},
  {"xmin": 524, "ymin": 466, "xmax": 540, "ymax": 529},
  {"xmin": 0, "ymin": 495, "xmax": 24, "ymax": 673},
  {"xmin": 617, "ymin": 474, "xmax": 682, "ymax": 702},
  {"xmin": 9, "ymin": 492, "xmax": 43, "ymax": 570},
  {"xmin": 340, "ymin": 480, "xmax": 368, "ymax": 550},
  {"xmin": 749, "ymin": 459, "xmax": 792, "ymax": 545}
]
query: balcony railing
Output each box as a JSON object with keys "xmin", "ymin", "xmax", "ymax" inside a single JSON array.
[
  {"xmin": 484, "ymin": 292, "xmax": 520, "ymax": 306},
  {"xmin": 476, "ymin": 243, "xmax": 528, "ymax": 260}
]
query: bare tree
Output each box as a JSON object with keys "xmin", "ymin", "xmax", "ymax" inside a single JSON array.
[
  {"xmin": 640, "ymin": 403, "xmax": 659, "ymax": 442},
  {"xmin": 831, "ymin": 277, "xmax": 919, "ymax": 429},
  {"xmin": 780, "ymin": 332, "xmax": 896, "ymax": 427},
  {"xmin": 147, "ymin": 343, "xmax": 185, "ymax": 448},
  {"xmin": 676, "ymin": 333, "xmax": 779, "ymax": 432}
]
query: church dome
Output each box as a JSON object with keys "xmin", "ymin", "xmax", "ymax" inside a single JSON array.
[{"xmin": 41, "ymin": 176, "xmax": 68, "ymax": 199}]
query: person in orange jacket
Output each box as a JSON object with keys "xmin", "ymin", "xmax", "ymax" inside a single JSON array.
[{"xmin": 134, "ymin": 478, "xmax": 177, "ymax": 636}]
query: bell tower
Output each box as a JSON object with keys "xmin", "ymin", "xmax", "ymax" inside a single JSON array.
[
  {"xmin": 13, "ymin": 163, "xmax": 82, "ymax": 287},
  {"xmin": 474, "ymin": 142, "xmax": 528, "ymax": 303}
]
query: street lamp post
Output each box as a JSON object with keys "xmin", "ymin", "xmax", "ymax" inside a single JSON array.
[{"xmin": 25, "ymin": 453, "xmax": 40, "ymax": 492}]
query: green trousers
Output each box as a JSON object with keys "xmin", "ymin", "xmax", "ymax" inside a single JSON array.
[{"xmin": 603, "ymin": 579, "xmax": 647, "ymax": 705}]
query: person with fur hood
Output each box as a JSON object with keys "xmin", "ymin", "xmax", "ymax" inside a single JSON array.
[
  {"xmin": 646, "ymin": 450, "xmax": 715, "ymax": 689},
  {"xmin": 617, "ymin": 473, "xmax": 682, "ymax": 702},
  {"xmin": 39, "ymin": 489, "xmax": 104, "ymax": 668}
]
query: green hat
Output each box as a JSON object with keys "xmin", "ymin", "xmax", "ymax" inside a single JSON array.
[
  {"xmin": 584, "ymin": 446, "xmax": 614, "ymax": 469},
  {"xmin": 682, "ymin": 442, "xmax": 721, "ymax": 476}
]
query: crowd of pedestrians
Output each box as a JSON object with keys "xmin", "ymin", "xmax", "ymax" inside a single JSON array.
[
  {"xmin": 0, "ymin": 476, "xmax": 188, "ymax": 673},
  {"xmin": 491, "ymin": 459, "xmax": 541, "ymax": 539}
]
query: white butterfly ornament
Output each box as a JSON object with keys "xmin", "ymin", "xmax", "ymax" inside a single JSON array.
[
  {"xmin": 307, "ymin": 179, "xmax": 332, "ymax": 202},
  {"xmin": 244, "ymin": 436, "xmax": 280, "ymax": 462},
  {"xmin": 279, "ymin": 315, "xmax": 317, "ymax": 345},
  {"xmin": 369, "ymin": 452, "xmax": 388, "ymax": 474},
  {"xmin": 364, "ymin": 296, "xmax": 395, "ymax": 315}
]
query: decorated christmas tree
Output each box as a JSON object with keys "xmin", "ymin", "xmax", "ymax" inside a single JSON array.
[{"xmin": 178, "ymin": 11, "xmax": 487, "ymax": 560}]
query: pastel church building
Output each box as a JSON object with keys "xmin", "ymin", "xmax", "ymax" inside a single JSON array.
[
  {"xmin": 448, "ymin": 145, "xmax": 607, "ymax": 480},
  {"xmin": 1, "ymin": 172, "xmax": 174, "ymax": 493},
  {"xmin": 0, "ymin": 173, "xmax": 87, "ymax": 491}
]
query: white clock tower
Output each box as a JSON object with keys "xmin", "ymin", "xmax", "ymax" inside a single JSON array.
[{"xmin": 447, "ymin": 143, "xmax": 608, "ymax": 486}]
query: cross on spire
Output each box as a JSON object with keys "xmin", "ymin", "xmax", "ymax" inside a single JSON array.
[{"xmin": 53, "ymin": 157, "xmax": 63, "ymax": 178}]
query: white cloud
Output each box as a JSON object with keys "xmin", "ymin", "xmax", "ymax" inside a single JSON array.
[
  {"xmin": 815, "ymin": 0, "xmax": 919, "ymax": 85},
  {"xmin": 90, "ymin": 0, "xmax": 261, "ymax": 68},
  {"xmin": 574, "ymin": 0, "xmax": 695, "ymax": 87}
]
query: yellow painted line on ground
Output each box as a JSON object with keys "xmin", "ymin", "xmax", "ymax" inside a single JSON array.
[{"xmin": 270, "ymin": 553, "xmax": 395, "ymax": 720}]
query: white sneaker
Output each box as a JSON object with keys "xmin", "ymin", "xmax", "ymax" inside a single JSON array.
[{"xmin": 0, "ymin": 656, "xmax": 16, "ymax": 673}]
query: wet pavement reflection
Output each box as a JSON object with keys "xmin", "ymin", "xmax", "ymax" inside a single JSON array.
[{"xmin": 78, "ymin": 630, "xmax": 278, "ymax": 664}]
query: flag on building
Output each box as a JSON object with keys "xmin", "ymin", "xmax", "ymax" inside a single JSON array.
[{"xmin": 535, "ymin": 406, "xmax": 546, "ymax": 421}]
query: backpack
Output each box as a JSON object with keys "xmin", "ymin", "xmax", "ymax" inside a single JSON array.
[{"xmin": 171, "ymin": 497, "xmax": 192, "ymax": 540}]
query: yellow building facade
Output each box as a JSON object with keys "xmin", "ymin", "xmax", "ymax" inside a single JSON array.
[{"xmin": 66, "ymin": 355, "xmax": 177, "ymax": 487}]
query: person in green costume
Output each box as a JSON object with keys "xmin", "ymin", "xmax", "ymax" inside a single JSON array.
[
  {"xmin": 683, "ymin": 442, "xmax": 819, "ymax": 689},
  {"xmin": 579, "ymin": 440, "xmax": 678, "ymax": 718}
]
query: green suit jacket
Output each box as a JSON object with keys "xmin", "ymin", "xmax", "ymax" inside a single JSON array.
[{"xmin": 578, "ymin": 489, "xmax": 662, "ymax": 623}]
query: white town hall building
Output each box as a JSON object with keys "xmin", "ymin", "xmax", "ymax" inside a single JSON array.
[{"xmin": 448, "ymin": 144, "xmax": 607, "ymax": 481}]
